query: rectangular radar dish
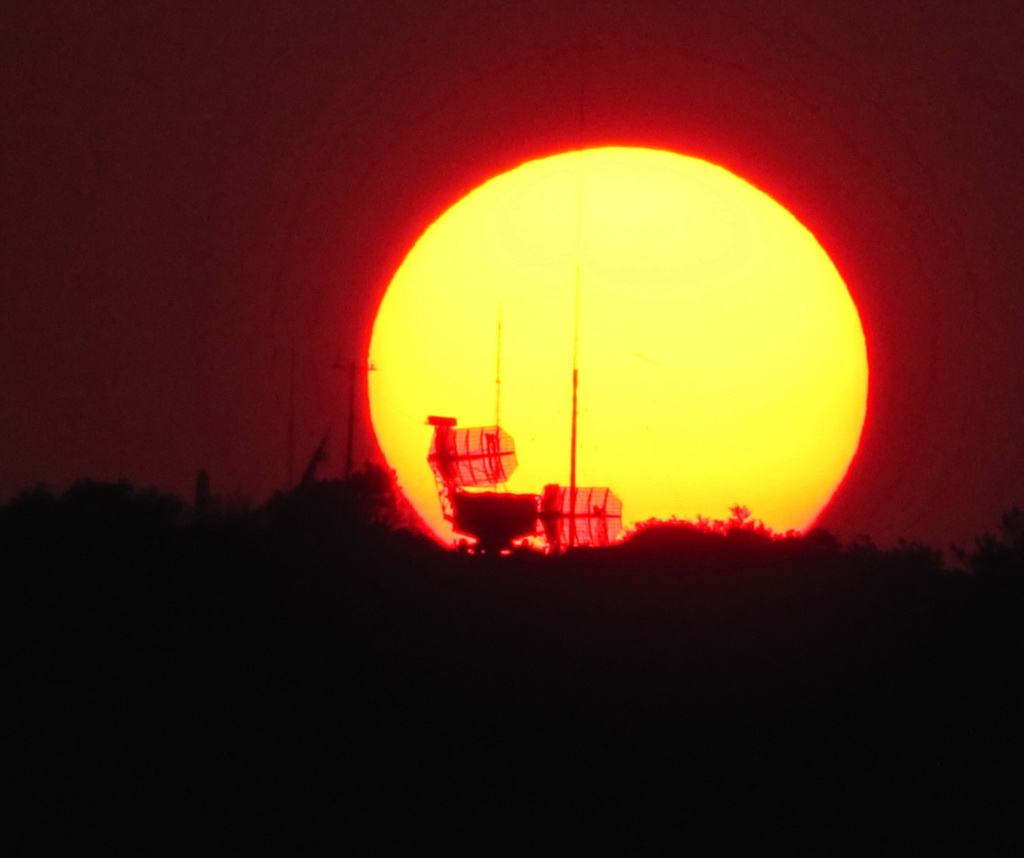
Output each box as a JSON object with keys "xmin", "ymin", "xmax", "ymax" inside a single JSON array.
[
  {"xmin": 428, "ymin": 424, "xmax": 518, "ymax": 489},
  {"xmin": 540, "ymin": 485, "xmax": 624, "ymax": 548}
]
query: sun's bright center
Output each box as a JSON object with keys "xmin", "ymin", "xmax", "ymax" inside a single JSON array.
[{"xmin": 368, "ymin": 147, "xmax": 868, "ymax": 542}]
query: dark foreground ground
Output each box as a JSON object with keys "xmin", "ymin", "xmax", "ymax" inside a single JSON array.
[{"xmin": 5, "ymin": 480, "xmax": 1023, "ymax": 848}]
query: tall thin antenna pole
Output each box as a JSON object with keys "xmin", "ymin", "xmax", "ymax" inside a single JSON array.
[
  {"xmin": 570, "ymin": 174, "xmax": 582, "ymax": 547},
  {"xmin": 569, "ymin": 23, "xmax": 586, "ymax": 549},
  {"xmin": 495, "ymin": 300, "xmax": 503, "ymax": 429}
]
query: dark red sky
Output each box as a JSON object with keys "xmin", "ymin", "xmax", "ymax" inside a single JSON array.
[{"xmin": 3, "ymin": 0, "xmax": 1023, "ymax": 548}]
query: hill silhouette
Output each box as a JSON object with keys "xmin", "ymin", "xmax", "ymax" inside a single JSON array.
[{"xmin": 5, "ymin": 471, "xmax": 1021, "ymax": 847}]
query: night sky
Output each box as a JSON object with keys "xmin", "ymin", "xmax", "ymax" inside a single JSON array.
[{"xmin": 3, "ymin": 0, "xmax": 1023, "ymax": 550}]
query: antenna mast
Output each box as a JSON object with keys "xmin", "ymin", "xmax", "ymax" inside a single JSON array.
[
  {"xmin": 569, "ymin": 23, "xmax": 586, "ymax": 549},
  {"xmin": 330, "ymin": 358, "xmax": 376, "ymax": 480},
  {"xmin": 345, "ymin": 360, "xmax": 356, "ymax": 480}
]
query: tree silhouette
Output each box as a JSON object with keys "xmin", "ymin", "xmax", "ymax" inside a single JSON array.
[{"xmin": 962, "ymin": 505, "xmax": 1024, "ymax": 579}]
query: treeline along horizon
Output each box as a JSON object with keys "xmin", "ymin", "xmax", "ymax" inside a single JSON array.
[{"xmin": 5, "ymin": 470, "xmax": 1022, "ymax": 844}]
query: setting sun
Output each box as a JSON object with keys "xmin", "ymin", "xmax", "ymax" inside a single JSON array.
[{"xmin": 369, "ymin": 147, "xmax": 868, "ymax": 544}]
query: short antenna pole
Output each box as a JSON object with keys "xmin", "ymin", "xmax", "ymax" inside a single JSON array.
[
  {"xmin": 495, "ymin": 300, "xmax": 502, "ymax": 429},
  {"xmin": 345, "ymin": 360, "xmax": 356, "ymax": 480}
]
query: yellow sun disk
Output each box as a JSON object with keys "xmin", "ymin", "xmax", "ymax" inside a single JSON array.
[{"xmin": 369, "ymin": 148, "xmax": 868, "ymax": 542}]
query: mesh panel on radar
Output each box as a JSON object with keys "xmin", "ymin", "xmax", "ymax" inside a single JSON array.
[
  {"xmin": 541, "ymin": 485, "xmax": 624, "ymax": 548},
  {"xmin": 428, "ymin": 423, "xmax": 518, "ymax": 489}
]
